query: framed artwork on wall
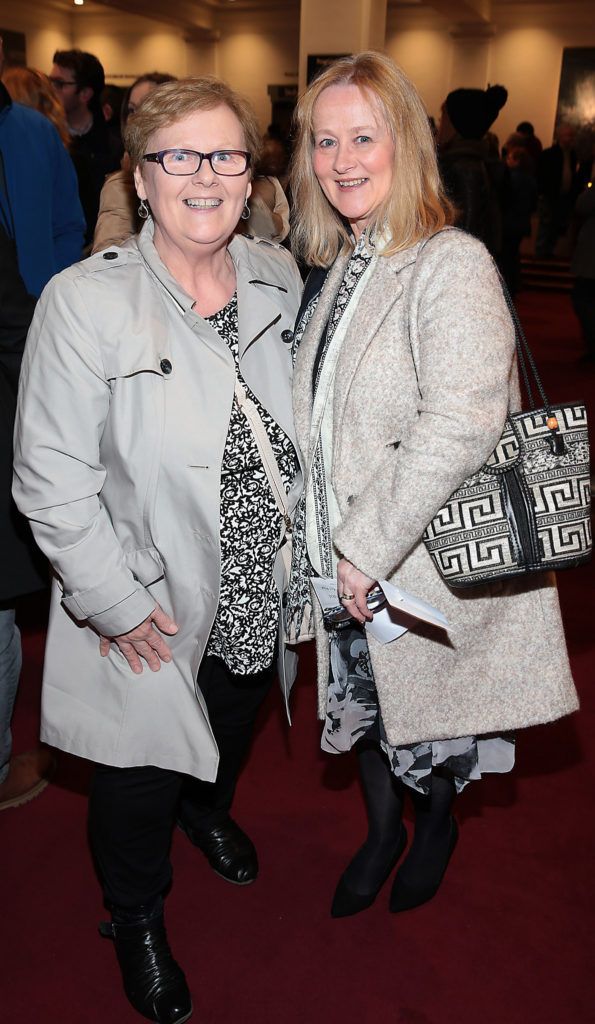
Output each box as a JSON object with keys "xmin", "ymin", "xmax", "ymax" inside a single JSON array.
[
  {"xmin": 555, "ymin": 47, "xmax": 595, "ymax": 158},
  {"xmin": 0, "ymin": 30, "xmax": 26, "ymax": 68},
  {"xmin": 307, "ymin": 54, "xmax": 349, "ymax": 85}
]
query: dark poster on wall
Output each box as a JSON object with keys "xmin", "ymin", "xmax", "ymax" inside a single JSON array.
[
  {"xmin": 307, "ymin": 54, "xmax": 349, "ymax": 85},
  {"xmin": 0, "ymin": 30, "xmax": 26, "ymax": 68},
  {"xmin": 555, "ymin": 48, "xmax": 595, "ymax": 157}
]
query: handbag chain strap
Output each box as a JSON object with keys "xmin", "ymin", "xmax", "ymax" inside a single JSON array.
[
  {"xmin": 233, "ymin": 378, "xmax": 292, "ymax": 534},
  {"xmin": 497, "ymin": 273, "xmax": 551, "ymax": 416}
]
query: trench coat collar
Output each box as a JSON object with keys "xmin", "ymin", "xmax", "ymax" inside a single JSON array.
[
  {"xmin": 227, "ymin": 234, "xmax": 295, "ymax": 361},
  {"xmin": 135, "ymin": 219, "xmax": 292, "ymax": 359}
]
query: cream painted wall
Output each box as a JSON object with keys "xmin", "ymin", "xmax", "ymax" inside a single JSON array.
[
  {"xmin": 73, "ymin": 13, "xmax": 198, "ymax": 83},
  {"xmin": 488, "ymin": 24, "xmax": 595, "ymax": 147},
  {"xmin": 216, "ymin": 7, "xmax": 299, "ymax": 131},
  {"xmin": 0, "ymin": 2, "xmax": 215, "ymax": 83},
  {"xmin": 0, "ymin": 1, "xmax": 72, "ymax": 70},
  {"xmin": 386, "ymin": 3, "xmax": 595, "ymax": 151},
  {"xmin": 385, "ymin": 25, "xmax": 452, "ymax": 123}
]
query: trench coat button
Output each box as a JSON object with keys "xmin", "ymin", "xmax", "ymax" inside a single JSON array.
[
  {"xmin": 281, "ymin": 329, "xmax": 294, "ymax": 344},
  {"xmin": 103, "ymin": 251, "xmax": 118, "ymax": 260},
  {"xmin": 160, "ymin": 359, "xmax": 172, "ymax": 374}
]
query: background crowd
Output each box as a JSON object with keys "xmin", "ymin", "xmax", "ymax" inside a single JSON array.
[{"xmin": 1, "ymin": 43, "xmax": 594, "ymax": 823}]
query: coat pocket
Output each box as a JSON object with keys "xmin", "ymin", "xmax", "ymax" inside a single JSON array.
[{"xmin": 124, "ymin": 546, "xmax": 165, "ymax": 587}]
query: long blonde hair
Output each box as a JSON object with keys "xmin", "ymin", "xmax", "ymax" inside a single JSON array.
[
  {"xmin": 3, "ymin": 66, "xmax": 70, "ymax": 149},
  {"xmin": 290, "ymin": 51, "xmax": 453, "ymax": 267}
]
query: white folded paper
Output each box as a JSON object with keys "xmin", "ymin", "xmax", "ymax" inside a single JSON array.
[{"xmin": 310, "ymin": 576, "xmax": 448, "ymax": 646}]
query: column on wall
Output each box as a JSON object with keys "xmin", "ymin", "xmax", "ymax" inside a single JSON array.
[
  {"xmin": 298, "ymin": 0, "xmax": 387, "ymax": 94},
  {"xmin": 447, "ymin": 22, "xmax": 496, "ymax": 91}
]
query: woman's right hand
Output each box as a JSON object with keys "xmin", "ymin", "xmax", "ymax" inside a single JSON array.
[
  {"xmin": 337, "ymin": 557, "xmax": 377, "ymax": 624},
  {"xmin": 99, "ymin": 604, "xmax": 179, "ymax": 674}
]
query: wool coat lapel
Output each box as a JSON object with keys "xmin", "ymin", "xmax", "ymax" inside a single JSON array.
[{"xmin": 332, "ymin": 258, "xmax": 402, "ymax": 444}]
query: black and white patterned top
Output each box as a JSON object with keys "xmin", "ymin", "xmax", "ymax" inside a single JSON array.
[{"xmin": 204, "ymin": 294, "xmax": 299, "ymax": 674}]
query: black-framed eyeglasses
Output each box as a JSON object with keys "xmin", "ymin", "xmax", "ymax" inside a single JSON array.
[
  {"xmin": 142, "ymin": 149, "xmax": 251, "ymax": 177},
  {"xmin": 49, "ymin": 76, "xmax": 78, "ymax": 89}
]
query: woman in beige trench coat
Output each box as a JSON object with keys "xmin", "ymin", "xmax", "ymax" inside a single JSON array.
[
  {"xmin": 13, "ymin": 78, "xmax": 302, "ymax": 1024},
  {"xmin": 287, "ymin": 52, "xmax": 578, "ymax": 920}
]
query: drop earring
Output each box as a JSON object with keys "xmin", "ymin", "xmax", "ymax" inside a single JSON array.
[
  {"xmin": 138, "ymin": 199, "xmax": 149, "ymax": 220},
  {"xmin": 240, "ymin": 199, "xmax": 250, "ymax": 221}
]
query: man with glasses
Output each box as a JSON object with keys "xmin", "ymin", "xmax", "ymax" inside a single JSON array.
[{"xmin": 51, "ymin": 49, "xmax": 121, "ymax": 245}]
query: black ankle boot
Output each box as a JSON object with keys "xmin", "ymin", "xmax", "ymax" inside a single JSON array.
[
  {"xmin": 331, "ymin": 824, "xmax": 407, "ymax": 918},
  {"xmin": 100, "ymin": 903, "xmax": 192, "ymax": 1023}
]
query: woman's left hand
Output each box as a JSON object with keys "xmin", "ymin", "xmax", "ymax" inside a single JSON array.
[{"xmin": 337, "ymin": 558, "xmax": 377, "ymax": 623}]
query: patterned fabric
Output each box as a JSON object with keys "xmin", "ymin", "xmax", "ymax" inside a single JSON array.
[
  {"xmin": 204, "ymin": 294, "xmax": 299, "ymax": 674},
  {"xmin": 424, "ymin": 402, "xmax": 591, "ymax": 586},
  {"xmin": 284, "ymin": 240, "xmax": 374, "ymax": 641},
  {"xmin": 323, "ymin": 624, "xmax": 515, "ymax": 795},
  {"xmin": 306, "ymin": 240, "xmax": 375, "ymax": 578}
]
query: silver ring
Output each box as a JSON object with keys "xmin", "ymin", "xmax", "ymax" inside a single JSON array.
[{"xmin": 340, "ymin": 593, "xmax": 355, "ymax": 602}]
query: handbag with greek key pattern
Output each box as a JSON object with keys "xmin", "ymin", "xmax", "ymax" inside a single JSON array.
[{"xmin": 421, "ymin": 283, "xmax": 591, "ymax": 588}]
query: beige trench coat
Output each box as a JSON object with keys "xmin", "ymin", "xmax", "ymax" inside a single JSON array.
[
  {"xmin": 13, "ymin": 221, "xmax": 303, "ymax": 780},
  {"xmin": 293, "ymin": 228, "xmax": 578, "ymax": 745}
]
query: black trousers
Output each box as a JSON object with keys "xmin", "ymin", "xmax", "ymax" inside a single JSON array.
[{"xmin": 88, "ymin": 655, "xmax": 273, "ymax": 908}]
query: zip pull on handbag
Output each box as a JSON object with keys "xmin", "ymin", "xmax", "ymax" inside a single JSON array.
[{"xmin": 421, "ymin": 270, "xmax": 591, "ymax": 588}]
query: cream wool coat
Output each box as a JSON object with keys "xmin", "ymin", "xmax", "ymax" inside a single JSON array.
[
  {"xmin": 293, "ymin": 228, "xmax": 578, "ymax": 745},
  {"xmin": 13, "ymin": 221, "xmax": 303, "ymax": 781}
]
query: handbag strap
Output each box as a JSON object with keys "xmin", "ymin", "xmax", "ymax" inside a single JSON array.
[
  {"xmin": 234, "ymin": 379, "xmax": 292, "ymax": 535},
  {"xmin": 496, "ymin": 274, "xmax": 551, "ymax": 414},
  {"xmin": 412, "ymin": 230, "xmax": 554, "ymax": 418}
]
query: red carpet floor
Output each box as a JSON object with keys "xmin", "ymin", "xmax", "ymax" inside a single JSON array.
[{"xmin": 2, "ymin": 289, "xmax": 594, "ymax": 1024}]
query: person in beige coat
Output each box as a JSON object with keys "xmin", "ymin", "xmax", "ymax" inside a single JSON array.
[
  {"xmin": 288, "ymin": 52, "xmax": 578, "ymax": 921},
  {"xmin": 13, "ymin": 77, "xmax": 303, "ymax": 1024}
]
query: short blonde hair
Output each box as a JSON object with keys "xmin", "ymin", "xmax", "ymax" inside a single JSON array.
[
  {"xmin": 290, "ymin": 51, "xmax": 454, "ymax": 266},
  {"xmin": 124, "ymin": 76, "xmax": 261, "ymax": 174}
]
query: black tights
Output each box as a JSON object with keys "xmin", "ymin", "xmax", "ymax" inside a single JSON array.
[{"xmin": 344, "ymin": 739, "xmax": 455, "ymax": 895}]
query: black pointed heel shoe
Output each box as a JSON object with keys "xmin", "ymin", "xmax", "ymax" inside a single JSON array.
[
  {"xmin": 389, "ymin": 817, "xmax": 459, "ymax": 914},
  {"xmin": 331, "ymin": 824, "xmax": 408, "ymax": 919},
  {"xmin": 100, "ymin": 912, "xmax": 192, "ymax": 1023}
]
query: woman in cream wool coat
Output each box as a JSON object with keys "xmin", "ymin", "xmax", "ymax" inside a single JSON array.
[{"xmin": 287, "ymin": 51, "xmax": 578, "ymax": 920}]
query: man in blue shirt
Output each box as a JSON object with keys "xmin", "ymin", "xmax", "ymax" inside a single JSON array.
[{"xmin": 0, "ymin": 38, "xmax": 85, "ymax": 296}]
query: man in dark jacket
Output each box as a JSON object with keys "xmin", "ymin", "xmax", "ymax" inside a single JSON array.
[
  {"xmin": 50, "ymin": 49, "xmax": 121, "ymax": 245},
  {"xmin": 535, "ymin": 122, "xmax": 586, "ymax": 258},
  {"xmin": 0, "ymin": 223, "xmax": 51, "ymax": 810}
]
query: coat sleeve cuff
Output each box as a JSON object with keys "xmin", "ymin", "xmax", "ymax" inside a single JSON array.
[
  {"xmin": 333, "ymin": 504, "xmax": 397, "ymax": 583},
  {"xmin": 62, "ymin": 572, "xmax": 157, "ymax": 636}
]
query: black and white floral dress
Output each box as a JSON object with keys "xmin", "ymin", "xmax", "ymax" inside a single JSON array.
[
  {"xmin": 204, "ymin": 294, "xmax": 299, "ymax": 675},
  {"xmin": 288, "ymin": 238, "xmax": 515, "ymax": 795}
]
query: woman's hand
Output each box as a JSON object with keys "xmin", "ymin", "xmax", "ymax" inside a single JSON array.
[
  {"xmin": 99, "ymin": 605, "xmax": 179, "ymax": 674},
  {"xmin": 337, "ymin": 558, "xmax": 377, "ymax": 624}
]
